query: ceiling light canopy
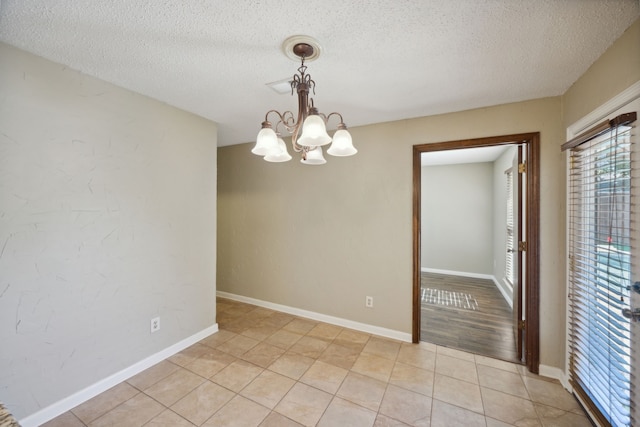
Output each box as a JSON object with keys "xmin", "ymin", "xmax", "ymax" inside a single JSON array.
[{"xmin": 252, "ymin": 36, "xmax": 357, "ymax": 165}]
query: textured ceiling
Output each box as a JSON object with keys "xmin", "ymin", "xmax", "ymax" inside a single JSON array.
[{"xmin": 0, "ymin": 0, "xmax": 638, "ymax": 147}]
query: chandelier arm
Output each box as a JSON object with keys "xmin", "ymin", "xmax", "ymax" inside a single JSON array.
[
  {"xmin": 263, "ymin": 109, "xmax": 286, "ymax": 124},
  {"xmin": 263, "ymin": 110, "xmax": 307, "ymax": 153},
  {"xmin": 264, "ymin": 109, "xmax": 297, "ymax": 133},
  {"xmin": 280, "ymin": 111, "xmax": 296, "ymax": 129},
  {"xmin": 292, "ymin": 142, "xmax": 305, "ymax": 153},
  {"xmin": 325, "ymin": 111, "xmax": 344, "ymax": 124}
]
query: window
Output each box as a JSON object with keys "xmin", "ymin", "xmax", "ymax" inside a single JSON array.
[
  {"xmin": 505, "ymin": 168, "xmax": 514, "ymax": 285},
  {"xmin": 564, "ymin": 111, "xmax": 636, "ymax": 427}
]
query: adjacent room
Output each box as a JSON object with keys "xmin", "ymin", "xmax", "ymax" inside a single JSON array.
[{"xmin": 420, "ymin": 145, "xmax": 521, "ymax": 362}]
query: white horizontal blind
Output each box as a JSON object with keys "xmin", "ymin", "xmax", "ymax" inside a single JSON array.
[
  {"xmin": 567, "ymin": 117, "xmax": 635, "ymax": 427},
  {"xmin": 505, "ymin": 169, "xmax": 514, "ymax": 284}
]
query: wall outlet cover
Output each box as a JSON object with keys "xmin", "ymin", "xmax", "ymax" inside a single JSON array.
[{"xmin": 151, "ymin": 317, "xmax": 160, "ymax": 333}]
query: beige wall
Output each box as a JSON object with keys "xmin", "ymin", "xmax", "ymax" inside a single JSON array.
[
  {"xmin": 0, "ymin": 43, "xmax": 218, "ymax": 420},
  {"xmin": 218, "ymin": 97, "xmax": 565, "ymax": 368},
  {"xmin": 563, "ymin": 18, "xmax": 640, "ymax": 127}
]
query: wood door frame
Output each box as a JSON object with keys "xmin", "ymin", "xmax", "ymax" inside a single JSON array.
[{"xmin": 412, "ymin": 132, "xmax": 540, "ymax": 373}]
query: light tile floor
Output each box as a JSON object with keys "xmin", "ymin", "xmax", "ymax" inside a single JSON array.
[{"xmin": 42, "ymin": 298, "xmax": 592, "ymax": 427}]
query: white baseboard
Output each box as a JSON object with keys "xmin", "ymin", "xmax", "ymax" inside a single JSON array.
[
  {"xmin": 421, "ymin": 268, "xmax": 512, "ymax": 307},
  {"xmin": 19, "ymin": 324, "xmax": 219, "ymax": 427},
  {"xmin": 217, "ymin": 291, "xmax": 412, "ymax": 343},
  {"xmin": 539, "ymin": 364, "xmax": 569, "ymax": 390},
  {"xmin": 492, "ymin": 277, "xmax": 513, "ymax": 309},
  {"xmin": 421, "ymin": 267, "xmax": 494, "ymax": 281}
]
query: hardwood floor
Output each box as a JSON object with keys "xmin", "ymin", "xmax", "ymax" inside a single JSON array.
[{"xmin": 420, "ymin": 272, "xmax": 520, "ymax": 363}]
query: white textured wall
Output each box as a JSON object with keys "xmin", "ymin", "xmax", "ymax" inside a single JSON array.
[
  {"xmin": 421, "ymin": 162, "xmax": 494, "ymax": 274},
  {"xmin": 0, "ymin": 43, "xmax": 218, "ymax": 420}
]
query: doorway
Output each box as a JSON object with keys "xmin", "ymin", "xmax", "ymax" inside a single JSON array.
[
  {"xmin": 419, "ymin": 143, "xmax": 521, "ymax": 362},
  {"xmin": 412, "ymin": 133, "xmax": 540, "ymax": 373}
]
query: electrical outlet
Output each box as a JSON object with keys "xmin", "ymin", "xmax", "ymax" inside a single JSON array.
[
  {"xmin": 151, "ymin": 317, "xmax": 160, "ymax": 333},
  {"xmin": 365, "ymin": 296, "xmax": 374, "ymax": 308}
]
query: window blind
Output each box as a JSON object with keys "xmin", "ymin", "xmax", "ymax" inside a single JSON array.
[
  {"xmin": 505, "ymin": 169, "xmax": 515, "ymax": 284},
  {"xmin": 564, "ymin": 112, "xmax": 636, "ymax": 427}
]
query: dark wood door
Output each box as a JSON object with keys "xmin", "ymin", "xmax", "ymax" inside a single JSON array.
[
  {"xmin": 511, "ymin": 146, "xmax": 524, "ymax": 361},
  {"xmin": 413, "ymin": 132, "xmax": 540, "ymax": 373}
]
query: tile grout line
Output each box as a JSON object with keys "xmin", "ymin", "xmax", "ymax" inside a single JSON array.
[{"xmin": 46, "ymin": 299, "xmax": 589, "ymax": 427}]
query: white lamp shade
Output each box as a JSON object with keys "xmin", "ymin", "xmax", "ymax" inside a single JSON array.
[
  {"xmin": 300, "ymin": 147, "xmax": 326, "ymax": 165},
  {"xmin": 264, "ymin": 137, "xmax": 292, "ymax": 162},
  {"xmin": 252, "ymin": 127, "xmax": 279, "ymax": 156},
  {"xmin": 297, "ymin": 115, "xmax": 332, "ymax": 147},
  {"xmin": 327, "ymin": 129, "xmax": 357, "ymax": 156}
]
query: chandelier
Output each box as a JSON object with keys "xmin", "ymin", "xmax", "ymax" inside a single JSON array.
[{"xmin": 251, "ymin": 37, "xmax": 357, "ymax": 165}]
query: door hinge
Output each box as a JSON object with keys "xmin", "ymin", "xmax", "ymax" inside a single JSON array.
[
  {"xmin": 518, "ymin": 320, "xmax": 526, "ymax": 330},
  {"xmin": 518, "ymin": 241, "xmax": 527, "ymax": 251},
  {"xmin": 518, "ymin": 162, "xmax": 526, "ymax": 173}
]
